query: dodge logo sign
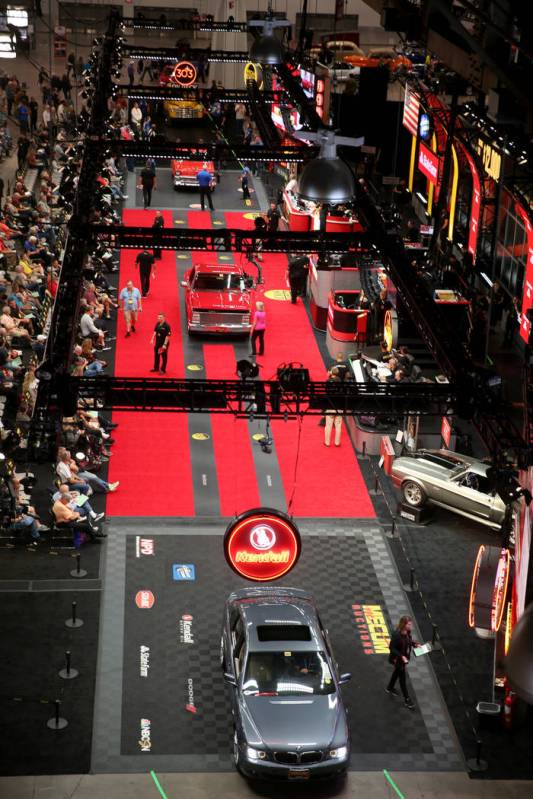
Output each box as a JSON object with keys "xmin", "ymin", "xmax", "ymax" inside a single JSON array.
[{"xmin": 224, "ymin": 508, "xmax": 301, "ymax": 581}]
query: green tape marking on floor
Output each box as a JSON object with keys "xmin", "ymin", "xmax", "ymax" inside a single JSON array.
[
  {"xmin": 383, "ymin": 769, "xmax": 406, "ymax": 799},
  {"xmin": 150, "ymin": 770, "xmax": 168, "ymax": 799}
]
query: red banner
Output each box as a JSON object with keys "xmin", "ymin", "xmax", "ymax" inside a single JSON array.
[
  {"xmin": 418, "ymin": 142, "xmax": 438, "ymax": 185},
  {"xmin": 515, "ymin": 202, "xmax": 533, "ymax": 343}
]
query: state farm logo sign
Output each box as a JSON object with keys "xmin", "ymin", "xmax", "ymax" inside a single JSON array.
[
  {"xmin": 170, "ymin": 61, "xmax": 197, "ymax": 87},
  {"xmin": 139, "ymin": 718, "xmax": 151, "ymax": 752},
  {"xmin": 179, "ymin": 614, "xmax": 194, "ymax": 644},
  {"xmin": 135, "ymin": 590, "xmax": 155, "ymax": 609},
  {"xmin": 418, "ymin": 142, "xmax": 439, "ymax": 185},
  {"xmin": 140, "ymin": 645, "xmax": 150, "ymax": 677},
  {"xmin": 224, "ymin": 507, "xmax": 301, "ymax": 582}
]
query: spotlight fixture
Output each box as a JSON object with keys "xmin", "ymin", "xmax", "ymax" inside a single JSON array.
[
  {"xmin": 248, "ymin": 12, "xmax": 290, "ymax": 66},
  {"xmin": 293, "ymin": 129, "xmax": 364, "ymax": 204}
]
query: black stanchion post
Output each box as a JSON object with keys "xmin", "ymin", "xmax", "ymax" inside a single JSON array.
[
  {"xmin": 65, "ymin": 600, "xmax": 84, "ymax": 628},
  {"xmin": 431, "ymin": 622, "xmax": 443, "ymax": 651},
  {"xmin": 466, "ymin": 738, "xmax": 488, "ymax": 772},
  {"xmin": 70, "ymin": 552, "xmax": 87, "ymax": 579},
  {"xmin": 59, "ymin": 649, "xmax": 79, "ymax": 680},
  {"xmin": 386, "ymin": 517, "xmax": 396, "ymax": 539},
  {"xmin": 47, "ymin": 698, "xmax": 68, "ymax": 730},
  {"xmin": 403, "ymin": 567, "xmax": 416, "ymax": 592}
]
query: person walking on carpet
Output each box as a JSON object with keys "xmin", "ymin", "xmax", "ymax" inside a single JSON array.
[
  {"xmin": 119, "ymin": 280, "xmax": 142, "ymax": 337},
  {"xmin": 250, "ymin": 300, "xmax": 266, "ymax": 356},
  {"xmin": 152, "ymin": 210, "xmax": 164, "ymax": 260},
  {"xmin": 135, "ymin": 249, "xmax": 155, "ymax": 297},
  {"xmin": 324, "ymin": 370, "xmax": 343, "ymax": 447},
  {"xmin": 386, "ymin": 615, "xmax": 420, "ymax": 710},
  {"xmin": 150, "ymin": 312, "xmax": 171, "ymax": 374},
  {"xmin": 196, "ymin": 164, "xmax": 214, "ymax": 211},
  {"xmin": 138, "ymin": 160, "xmax": 156, "ymax": 209}
]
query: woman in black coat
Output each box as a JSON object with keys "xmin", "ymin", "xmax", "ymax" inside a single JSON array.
[{"xmin": 386, "ymin": 616, "xmax": 419, "ymax": 710}]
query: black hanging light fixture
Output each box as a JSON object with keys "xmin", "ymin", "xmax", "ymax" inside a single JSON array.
[
  {"xmin": 248, "ymin": 5, "xmax": 291, "ymax": 66},
  {"xmin": 293, "ymin": 129, "xmax": 364, "ymax": 204}
]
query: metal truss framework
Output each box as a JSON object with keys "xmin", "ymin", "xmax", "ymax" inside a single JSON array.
[
  {"xmin": 71, "ymin": 376, "xmax": 457, "ymax": 417},
  {"xmin": 121, "ymin": 45, "xmax": 251, "ymax": 64},
  {"xmin": 120, "ymin": 85, "xmax": 287, "ymax": 104},
  {"xmin": 86, "ymin": 225, "xmax": 370, "ymax": 254},
  {"xmin": 124, "ymin": 19, "xmax": 249, "ymax": 34},
  {"xmin": 100, "ymin": 140, "xmax": 317, "ymax": 164}
]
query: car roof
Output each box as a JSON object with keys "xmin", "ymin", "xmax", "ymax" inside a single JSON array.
[
  {"xmin": 194, "ymin": 263, "xmax": 243, "ymax": 274},
  {"xmin": 240, "ymin": 598, "xmax": 323, "ymax": 653}
]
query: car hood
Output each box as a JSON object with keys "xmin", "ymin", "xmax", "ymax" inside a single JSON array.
[
  {"xmin": 242, "ymin": 693, "xmax": 343, "ymax": 751},
  {"xmin": 189, "ymin": 289, "xmax": 251, "ymax": 311}
]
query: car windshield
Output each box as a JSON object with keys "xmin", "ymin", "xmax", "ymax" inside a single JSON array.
[
  {"xmin": 243, "ymin": 651, "xmax": 335, "ymax": 696},
  {"xmin": 193, "ymin": 273, "xmax": 245, "ymax": 291}
]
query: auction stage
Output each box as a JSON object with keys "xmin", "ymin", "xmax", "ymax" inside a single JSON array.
[{"xmin": 91, "ymin": 519, "xmax": 464, "ymax": 774}]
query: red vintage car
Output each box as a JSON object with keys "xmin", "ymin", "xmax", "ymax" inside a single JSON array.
[
  {"xmin": 181, "ymin": 263, "xmax": 253, "ymax": 335},
  {"xmin": 171, "ymin": 158, "xmax": 215, "ymax": 189}
]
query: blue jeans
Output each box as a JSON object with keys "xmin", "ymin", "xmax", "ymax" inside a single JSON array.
[
  {"xmin": 85, "ymin": 360, "xmax": 104, "ymax": 375},
  {"xmin": 77, "ymin": 470, "xmax": 110, "ymax": 492},
  {"xmin": 69, "ymin": 481, "xmax": 90, "ymax": 495},
  {"xmin": 10, "ymin": 515, "xmax": 40, "ymax": 539}
]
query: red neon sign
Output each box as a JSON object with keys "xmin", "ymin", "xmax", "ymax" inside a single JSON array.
[
  {"xmin": 515, "ymin": 202, "xmax": 533, "ymax": 343},
  {"xmin": 441, "ymin": 416, "xmax": 451, "ymax": 448},
  {"xmin": 418, "ymin": 142, "xmax": 438, "ymax": 185},
  {"xmin": 224, "ymin": 508, "xmax": 301, "ymax": 581},
  {"xmin": 468, "ymin": 545, "xmax": 510, "ymax": 633},
  {"xmin": 170, "ymin": 61, "xmax": 198, "ymax": 87}
]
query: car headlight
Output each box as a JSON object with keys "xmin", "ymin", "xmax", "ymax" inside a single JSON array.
[
  {"xmin": 246, "ymin": 747, "xmax": 267, "ymax": 760},
  {"xmin": 192, "ymin": 312, "xmax": 200, "ymax": 323},
  {"xmin": 174, "ymin": 170, "xmax": 181, "ymax": 176},
  {"xmin": 328, "ymin": 746, "xmax": 348, "ymax": 760}
]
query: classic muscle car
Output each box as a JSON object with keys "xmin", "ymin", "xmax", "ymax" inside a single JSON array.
[{"xmin": 181, "ymin": 263, "xmax": 253, "ymax": 334}]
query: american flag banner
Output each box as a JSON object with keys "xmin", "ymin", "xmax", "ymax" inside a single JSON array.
[{"xmin": 403, "ymin": 86, "xmax": 420, "ymax": 136}]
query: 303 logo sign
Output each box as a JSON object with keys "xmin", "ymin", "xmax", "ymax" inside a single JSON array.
[{"xmin": 171, "ymin": 61, "xmax": 197, "ymax": 87}]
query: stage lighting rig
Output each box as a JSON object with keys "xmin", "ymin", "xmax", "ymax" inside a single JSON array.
[
  {"xmin": 248, "ymin": 8, "xmax": 291, "ymax": 66},
  {"xmin": 294, "ymin": 129, "xmax": 364, "ymax": 204}
]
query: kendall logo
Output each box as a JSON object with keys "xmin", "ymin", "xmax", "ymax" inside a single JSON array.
[
  {"xmin": 186, "ymin": 677, "xmax": 197, "ymax": 713},
  {"xmin": 139, "ymin": 718, "xmax": 151, "ymax": 752},
  {"xmin": 250, "ymin": 524, "xmax": 276, "ymax": 551},
  {"xmin": 140, "ymin": 645, "xmax": 150, "ymax": 677},
  {"xmin": 179, "ymin": 614, "xmax": 194, "ymax": 644},
  {"xmin": 136, "ymin": 537, "xmax": 155, "ymax": 557},
  {"xmin": 135, "ymin": 590, "xmax": 155, "ymax": 609}
]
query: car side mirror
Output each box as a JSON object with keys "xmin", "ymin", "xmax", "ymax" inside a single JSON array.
[
  {"xmin": 180, "ymin": 280, "xmax": 187, "ymax": 288},
  {"xmin": 338, "ymin": 673, "xmax": 352, "ymax": 685},
  {"xmin": 224, "ymin": 672, "xmax": 237, "ymax": 686}
]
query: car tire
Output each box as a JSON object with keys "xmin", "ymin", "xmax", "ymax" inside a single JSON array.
[
  {"xmin": 220, "ymin": 635, "xmax": 225, "ymax": 669},
  {"xmin": 402, "ymin": 480, "xmax": 426, "ymax": 508},
  {"xmin": 233, "ymin": 729, "xmax": 243, "ymax": 773}
]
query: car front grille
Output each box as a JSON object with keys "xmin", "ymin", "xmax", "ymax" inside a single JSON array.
[
  {"xmin": 197, "ymin": 311, "xmax": 249, "ymax": 327},
  {"xmin": 274, "ymin": 751, "xmax": 323, "ymax": 765},
  {"xmin": 174, "ymin": 176, "xmax": 196, "ymax": 185}
]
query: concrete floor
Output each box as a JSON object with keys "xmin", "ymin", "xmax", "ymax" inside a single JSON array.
[{"xmin": 2, "ymin": 771, "xmax": 533, "ymax": 799}]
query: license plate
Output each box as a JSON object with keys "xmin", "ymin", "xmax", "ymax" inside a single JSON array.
[{"xmin": 288, "ymin": 769, "xmax": 310, "ymax": 780}]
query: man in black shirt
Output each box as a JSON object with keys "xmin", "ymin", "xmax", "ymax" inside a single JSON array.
[
  {"xmin": 139, "ymin": 161, "xmax": 156, "ymax": 209},
  {"xmin": 266, "ymin": 201, "xmax": 280, "ymax": 232},
  {"xmin": 135, "ymin": 249, "xmax": 155, "ymax": 297},
  {"xmin": 150, "ymin": 313, "xmax": 171, "ymax": 374},
  {"xmin": 287, "ymin": 256, "xmax": 309, "ymax": 304}
]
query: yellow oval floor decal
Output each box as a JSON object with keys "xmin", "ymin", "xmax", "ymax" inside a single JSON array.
[
  {"xmin": 264, "ymin": 289, "xmax": 292, "ymax": 301},
  {"xmin": 192, "ymin": 432, "xmax": 210, "ymax": 441},
  {"xmin": 187, "ymin": 364, "xmax": 203, "ymax": 371}
]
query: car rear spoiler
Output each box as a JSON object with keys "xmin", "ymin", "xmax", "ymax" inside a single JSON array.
[{"xmin": 228, "ymin": 587, "xmax": 314, "ymax": 602}]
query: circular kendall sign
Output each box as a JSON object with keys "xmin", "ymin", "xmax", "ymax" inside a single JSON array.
[
  {"xmin": 224, "ymin": 508, "xmax": 301, "ymax": 582},
  {"xmin": 171, "ymin": 61, "xmax": 198, "ymax": 87}
]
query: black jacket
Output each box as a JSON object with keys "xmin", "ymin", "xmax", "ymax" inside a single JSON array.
[{"xmin": 389, "ymin": 630, "xmax": 415, "ymax": 664}]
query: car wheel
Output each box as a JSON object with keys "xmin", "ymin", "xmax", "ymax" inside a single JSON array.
[
  {"xmin": 233, "ymin": 729, "xmax": 243, "ymax": 773},
  {"xmin": 220, "ymin": 635, "xmax": 225, "ymax": 669},
  {"xmin": 402, "ymin": 480, "xmax": 426, "ymax": 507}
]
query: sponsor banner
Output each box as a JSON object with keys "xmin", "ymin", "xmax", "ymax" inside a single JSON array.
[
  {"xmin": 352, "ymin": 604, "xmax": 390, "ymax": 654},
  {"xmin": 441, "ymin": 416, "xmax": 452, "ymax": 448},
  {"xmin": 418, "ymin": 142, "xmax": 438, "ymax": 185},
  {"xmin": 135, "ymin": 590, "xmax": 155, "ymax": 609},
  {"xmin": 172, "ymin": 564, "xmax": 196, "ymax": 581},
  {"xmin": 515, "ymin": 202, "xmax": 533, "ymax": 343},
  {"xmin": 185, "ymin": 677, "xmax": 197, "ymax": 713},
  {"xmin": 135, "ymin": 536, "xmax": 154, "ymax": 557},
  {"xmin": 140, "ymin": 645, "xmax": 150, "ymax": 677},
  {"xmin": 179, "ymin": 614, "xmax": 194, "ymax": 644},
  {"xmin": 402, "ymin": 86, "xmax": 420, "ymax": 137},
  {"xmin": 139, "ymin": 718, "xmax": 151, "ymax": 752}
]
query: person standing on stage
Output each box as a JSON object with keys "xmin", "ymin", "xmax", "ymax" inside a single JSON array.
[
  {"xmin": 287, "ymin": 256, "xmax": 309, "ymax": 304},
  {"xmin": 241, "ymin": 168, "xmax": 251, "ymax": 204},
  {"xmin": 324, "ymin": 370, "xmax": 343, "ymax": 447},
  {"xmin": 152, "ymin": 210, "xmax": 164, "ymax": 260},
  {"xmin": 150, "ymin": 313, "xmax": 171, "ymax": 374},
  {"xmin": 119, "ymin": 280, "xmax": 142, "ymax": 338},
  {"xmin": 266, "ymin": 201, "xmax": 280, "ymax": 232},
  {"xmin": 135, "ymin": 249, "xmax": 155, "ymax": 297},
  {"xmin": 386, "ymin": 615, "xmax": 419, "ymax": 710},
  {"xmin": 250, "ymin": 300, "xmax": 266, "ymax": 356},
  {"xmin": 196, "ymin": 165, "xmax": 214, "ymax": 211},
  {"xmin": 138, "ymin": 160, "xmax": 156, "ymax": 209}
]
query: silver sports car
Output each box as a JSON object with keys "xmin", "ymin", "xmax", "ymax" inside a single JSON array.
[
  {"xmin": 220, "ymin": 587, "xmax": 351, "ymax": 780},
  {"xmin": 391, "ymin": 449, "xmax": 507, "ymax": 530}
]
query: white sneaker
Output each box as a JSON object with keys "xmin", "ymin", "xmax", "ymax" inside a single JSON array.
[{"xmin": 109, "ymin": 481, "xmax": 120, "ymax": 492}]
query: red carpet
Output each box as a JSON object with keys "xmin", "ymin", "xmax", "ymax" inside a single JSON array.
[
  {"xmin": 106, "ymin": 208, "xmax": 195, "ymax": 516},
  {"xmin": 224, "ymin": 212, "xmax": 375, "ymax": 518}
]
